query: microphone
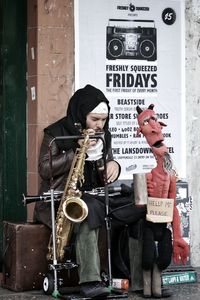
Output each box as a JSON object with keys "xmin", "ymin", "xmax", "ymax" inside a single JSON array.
[{"xmin": 108, "ymin": 184, "xmax": 132, "ymax": 195}]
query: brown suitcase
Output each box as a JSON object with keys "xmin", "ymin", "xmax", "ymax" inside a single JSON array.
[{"xmin": 2, "ymin": 222, "xmax": 51, "ymax": 291}]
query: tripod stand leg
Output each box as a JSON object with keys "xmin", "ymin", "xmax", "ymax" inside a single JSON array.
[{"xmin": 129, "ymin": 237, "xmax": 143, "ymax": 292}]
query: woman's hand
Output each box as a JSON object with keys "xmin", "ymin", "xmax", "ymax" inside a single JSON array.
[
  {"xmin": 78, "ymin": 129, "xmax": 97, "ymax": 147},
  {"xmin": 106, "ymin": 161, "xmax": 119, "ymax": 183}
]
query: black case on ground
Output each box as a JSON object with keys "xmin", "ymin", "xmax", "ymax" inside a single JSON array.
[{"xmin": 2, "ymin": 222, "xmax": 51, "ymax": 291}]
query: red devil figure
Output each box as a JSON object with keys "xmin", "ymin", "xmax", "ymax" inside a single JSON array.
[{"xmin": 136, "ymin": 104, "xmax": 189, "ymax": 298}]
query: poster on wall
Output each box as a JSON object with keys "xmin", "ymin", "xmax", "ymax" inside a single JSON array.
[{"xmin": 75, "ymin": 0, "xmax": 185, "ymax": 180}]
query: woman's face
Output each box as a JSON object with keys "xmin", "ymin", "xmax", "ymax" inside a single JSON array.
[{"xmin": 86, "ymin": 113, "xmax": 108, "ymax": 132}]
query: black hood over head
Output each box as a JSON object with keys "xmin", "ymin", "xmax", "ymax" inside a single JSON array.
[
  {"xmin": 65, "ymin": 84, "xmax": 110, "ymax": 134},
  {"xmin": 45, "ymin": 85, "xmax": 111, "ymax": 151}
]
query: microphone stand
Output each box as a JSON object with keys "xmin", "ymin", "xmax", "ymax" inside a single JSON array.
[{"xmin": 101, "ymin": 145, "xmax": 128, "ymax": 298}]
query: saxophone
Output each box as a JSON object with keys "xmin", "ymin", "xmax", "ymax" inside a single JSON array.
[{"xmin": 47, "ymin": 130, "xmax": 90, "ymax": 262}]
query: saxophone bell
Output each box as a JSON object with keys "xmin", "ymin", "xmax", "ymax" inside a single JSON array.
[{"xmin": 62, "ymin": 196, "xmax": 88, "ymax": 223}]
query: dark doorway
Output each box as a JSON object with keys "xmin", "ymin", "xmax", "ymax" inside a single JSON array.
[{"xmin": 0, "ymin": 0, "xmax": 27, "ymax": 268}]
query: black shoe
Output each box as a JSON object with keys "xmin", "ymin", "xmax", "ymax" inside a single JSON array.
[
  {"xmin": 142, "ymin": 288, "xmax": 172, "ymax": 298},
  {"xmin": 152, "ymin": 288, "xmax": 172, "ymax": 298},
  {"xmin": 161, "ymin": 287, "xmax": 172, "ymax": 298},
  {"xmin": 80, "ymin": 281, "xmax": 110, "ymax": 298}
]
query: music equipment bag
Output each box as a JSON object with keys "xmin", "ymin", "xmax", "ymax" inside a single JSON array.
[{"xmin": 2, "ymin": 222, "xmax": 50, "ymax": 291}]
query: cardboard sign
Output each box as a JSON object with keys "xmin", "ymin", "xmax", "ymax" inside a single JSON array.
[{"xmin": 146, "ymin": 197, "xmax": 174, "ymax": 223}]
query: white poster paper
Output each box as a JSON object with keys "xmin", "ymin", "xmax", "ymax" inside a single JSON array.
[{"xmin": 75, "ymin": 0, "xmax": 185, "ymax": 180}]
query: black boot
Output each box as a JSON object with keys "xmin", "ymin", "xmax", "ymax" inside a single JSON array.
[
  {"xmin": 80, "ymin": 281, "xmax": 110, "ymax": 298},
  {"xmin": 161, "ymin": 287, "xmax": 173, "ymax": 298}
]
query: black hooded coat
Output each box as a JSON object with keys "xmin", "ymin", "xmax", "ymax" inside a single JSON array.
[
  {"xmin": 34, "ymin": 85, "xmax": 145, "ymax": 231},
  {"xmin": 34, "ymin": 85, "xmax": 118, "ymax": 228}
]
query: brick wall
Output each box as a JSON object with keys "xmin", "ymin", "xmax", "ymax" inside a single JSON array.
[{"xmin": 26, "ymin": 0, "xmax": 74, "ymax": 220}]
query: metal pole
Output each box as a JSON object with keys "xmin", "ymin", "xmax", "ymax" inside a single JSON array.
[
  {"xmin": 50, "ymin": 188, "xmax": 58, "ymax": 294},
  {"xmin": 102, "ymin": 140, "xmax": 113, "ymax": 288}
]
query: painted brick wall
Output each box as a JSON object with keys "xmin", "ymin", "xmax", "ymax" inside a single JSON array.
[{"xmin": 27, "ymin": 0, "xmax": 74, "ymax": 220}]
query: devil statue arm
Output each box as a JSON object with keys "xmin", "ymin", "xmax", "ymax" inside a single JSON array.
[{"xmin": 168, "ymin": 174, "xmax": 189, "ymax": 264}]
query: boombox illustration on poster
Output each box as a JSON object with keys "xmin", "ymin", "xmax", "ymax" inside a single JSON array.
[{"xmin": 106, "ymin": 19, "xmax": 157, "ymax": 61}]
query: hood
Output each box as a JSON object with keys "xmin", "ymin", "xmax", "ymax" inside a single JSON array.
[
  {"xmin": 65, "ymin": 84, "xmax": 110, "ymax": 134},
  {"xmin": 45, "ymin": 85, "xmax": 111, "ymax": 151}
]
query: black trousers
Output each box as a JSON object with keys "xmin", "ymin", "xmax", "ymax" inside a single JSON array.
[{"xmin": 142, "ymin": 222, "xmax": 173, "ymax": 271}]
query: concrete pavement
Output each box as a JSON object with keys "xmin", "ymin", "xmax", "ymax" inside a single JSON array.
[{"xmin": 0, "ymin": 269, "xmax": 200, "ymax": 300}]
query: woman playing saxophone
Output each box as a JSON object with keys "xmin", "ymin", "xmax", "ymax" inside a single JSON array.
[{"xmin": 34, "ymin": 85, "xmax": 121, "ymax": 298}]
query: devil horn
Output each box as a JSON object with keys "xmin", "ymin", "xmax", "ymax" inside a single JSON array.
[
  {"xmin": 136, "ymin": 106, "xmax": 143, "ymax": 114},
  {"xmin": 148, "ymin": 104, "xmax": 154, "ymax": 110}
]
